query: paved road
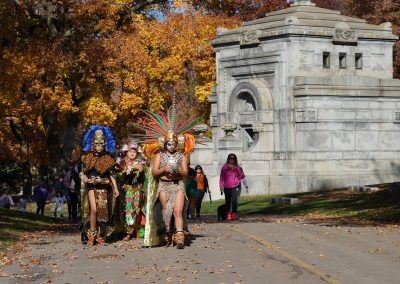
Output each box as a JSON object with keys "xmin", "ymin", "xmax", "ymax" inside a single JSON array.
[{"xmin": 1, "ymin": 217, "xmax": 400, "ymax": 284}]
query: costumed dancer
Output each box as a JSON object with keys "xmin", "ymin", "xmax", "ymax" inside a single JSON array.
[
  {"xmin": 80, "ymin": 125, "xmax": 119, "ymax": 246},
  {"xmin": 138, "ymin": 102, "xmax": 197, "ymax": 249},
  {"xmin": 116, "ymin": 141, "xmax": 146, "ymax": 240}
]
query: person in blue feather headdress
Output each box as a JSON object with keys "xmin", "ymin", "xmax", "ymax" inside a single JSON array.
[{"xmin": 80, "ymin": 125, "xmax": 120, "ymax": 246}]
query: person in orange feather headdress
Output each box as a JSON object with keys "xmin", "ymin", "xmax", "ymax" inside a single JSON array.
[{"xmin": 138, "ymin": 101, "xmax": 197, "ymax": 249}]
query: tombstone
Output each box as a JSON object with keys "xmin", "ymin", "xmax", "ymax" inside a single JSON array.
[{"xmin": 191, "ymin": 0, "xmax": 400, "ymax": 199}]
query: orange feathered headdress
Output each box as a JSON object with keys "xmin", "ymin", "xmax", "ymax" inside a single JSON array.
[{"xmin": 136, "ymin": 96, "xmax": 198, "ymax": 159}]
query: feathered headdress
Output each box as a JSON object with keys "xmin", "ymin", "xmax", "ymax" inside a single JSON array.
[
  {"xmin": 135, "ymin": 96, "xmax": 198, "ymax": 158},
  {"xmin": 82, "ymin": 125, "xmax": 116, "ymax": 154}
]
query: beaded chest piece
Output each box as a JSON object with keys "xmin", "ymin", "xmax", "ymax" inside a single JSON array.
[{"xmin": 160, "ymin": 152, "xmax": 183, "ymax": 173}]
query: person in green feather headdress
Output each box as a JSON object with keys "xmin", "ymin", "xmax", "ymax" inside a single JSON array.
[{"xmin": 138, "ymin": 102, "xmax": 198, "ymax": 249}]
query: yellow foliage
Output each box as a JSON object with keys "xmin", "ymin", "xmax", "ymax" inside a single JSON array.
[
  {"xmin": 82, "ymin": 97, "xmax": 117, "ymax": 127},
  {"xmin": 195, "ymin": 82, "xmax": 215, "ymax": 103},
  {"xmin": 118, "ymin": 92, "xmax": 145, "ymax": 115}
]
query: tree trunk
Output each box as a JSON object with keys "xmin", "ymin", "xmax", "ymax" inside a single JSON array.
[
  {"xmin": 22, "ymin": 161, "xmax": 32, "ymax": 200},
  {"xmin": 63, "ymin": 112, "xmax": 80, "ymax": 161}
]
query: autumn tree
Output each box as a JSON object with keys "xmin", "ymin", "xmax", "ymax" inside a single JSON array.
[
  {"xmin": 0, "ymin": 1, "xmax": 239, "ymax": 195},
  {"xmin": 189, "ymin": 0, "xmax": 289, "ymax": 21},
  {"xmin": 0, "ymin": 0, "xmax": 171, "ymax": 196},
  {"xmin": 340, "ymin": 0, "xmax": 400, "ymax": 78},
  {"xmin": 102, "ymin": 11, "xmax": 239, "ymax": 138},
  {"xmin": 314, "ymin": 0, "xmax": 341, "ymax": 10}
]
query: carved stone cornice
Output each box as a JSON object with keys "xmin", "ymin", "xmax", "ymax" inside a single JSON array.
[
  {"xmin": 240, "ymin": 31, "xmax": 260, "ymax": 47},
  {"xmin": 333, "ymin": 28, "xmax": 357, "ymax": 45}
]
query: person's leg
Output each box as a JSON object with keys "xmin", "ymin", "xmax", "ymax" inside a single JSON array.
[
  {"xmin": 77, "ymin": 192, "xmax": 82, "ymax": 221},
  {"xmin": 55, "ymin": 197, "xmax": 62, "ymax": 217},
  {"xmin": 186, "ymin": 197, "xmax": 190, "ymax": 218},
  {"xmin": 224, "ymin": 188, "xmax": 233, "ymax": 220},
  {"xmin": 189, "ymin": 196, "xmax": 196, "ymax": 218},
  {"xmin": 87, "ymin": 190, "xmax": 97, "ymax": 245},
  {"xmin": 195, "ymin": 190, "xmax": 205, "ymax": 217},
  {"xmin": 231, "ymin": 187, "xmax": 240, "ymax": 220},
  {"xmin": 224, "ymin": 188, "xmax": 232, "ymax": 211},
  {"xmin": 173, "ymin": 191, "xmax": 185, "ymax": 230},
  {"xmin": 173, "ymin": 191, "xmax": 185, "ymax": 249},
  {"xmin": 40, "ymin": 203, "xmax": 45, "ymax": 216},
  {"xmin": 123, "ymin": 190, "xmax": 134, "ymax": 241},
  {"xmin": 67, "ymin": 200, "xmax": 72, "ymax": 220},
  {"xmin": 59, "ymin": 197, "xmax": 64, "ymax": 217},
  {"xmin": 159, "ymin": 191, "xmax": 166, "ymax": 209},
  {"xmin": 71, "ymin": 193, "xmax": 78, "ymax": 222},
  {"xmin": 36, "ymin": 202, "xmax": 40, "ymax": 214},
  {"xmin": 54, "ymin": 198, "xmax": 58, "ymax": 217},
  {"xmin": 231, "ymin": 187, "xmax": 240, "ymax": 213},
  {"xmin": 236, "ymin": 187, "xmax": 242, "ymax": 207},
  {"xmin": 159, "ymin": 190, "xmax": 173, "ymax": 246}
]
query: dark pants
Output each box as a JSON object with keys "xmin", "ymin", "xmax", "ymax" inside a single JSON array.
[
  {"xmin": 69, "ymin": 191, "xmax": 78, "ymax": 222},
  {"xmin": 224, "ymin": 187, "xmax": 241, "ymax": 213},
  {"xmin": 36, "ymin": 200, "xmax": 45, "ymax": 216},
  {"xmin": 195, "ymin": 190, "xmax": 206, "ymax": 217},
  {"xmin": 67, "ymin": 201, "xmax": 72, "ymax": 220}
]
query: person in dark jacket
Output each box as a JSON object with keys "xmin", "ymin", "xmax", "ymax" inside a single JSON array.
[{"xmin": 32, "ymin": 181, "xmax": 50, "ymax": 216}]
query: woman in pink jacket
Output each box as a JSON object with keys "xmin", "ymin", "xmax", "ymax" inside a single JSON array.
[{"xmin": 219, "ymin": 153, "xmax": 248, "ymax": 220}]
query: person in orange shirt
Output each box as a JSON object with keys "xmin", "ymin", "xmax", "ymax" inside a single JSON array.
[{"xmin": 194, "ymin": 165, "xmax": 209, "ymax": 218}]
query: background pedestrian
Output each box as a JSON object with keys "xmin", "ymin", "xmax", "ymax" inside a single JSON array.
[
  {"xmin": 194, "ymin": 165, "xmax": 209, "ymax": 218},
  {"xmin": 219, "ymin": 153, "xmax": 248, "ymax": 221}
]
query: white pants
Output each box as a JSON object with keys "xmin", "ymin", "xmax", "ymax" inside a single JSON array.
[{"xmin": 54, "ymin": 197, "xmax": 64, "ymax": 215}]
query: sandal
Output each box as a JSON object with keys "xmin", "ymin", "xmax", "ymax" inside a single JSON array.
[
  {"xmin": 97, "ymin": 237, "xmax": 106, "ymax": 245},
  {"xmin": 175, "ymin": 230, "xmax": 185, "ymax": 249},
  {"xmin": 87, "ymin": 230, "xmax": 97, "ymax": 246},
  {"xmin": 122, "ymin": 234, "xmax": 131, "ymax": 241}
]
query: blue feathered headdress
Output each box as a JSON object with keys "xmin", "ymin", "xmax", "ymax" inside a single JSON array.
[{"xmin": 82, "ymin": 125, "xmax": 116, "ymax": 154}]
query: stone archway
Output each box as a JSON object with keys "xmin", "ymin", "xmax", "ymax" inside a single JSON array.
[
  {"xmin": 228, "ymin": 79, "xmax": 274, "ymax": 151},
  {"xmin": 228, "ymin": 79, "xmax": 273, "ymax": 112}
]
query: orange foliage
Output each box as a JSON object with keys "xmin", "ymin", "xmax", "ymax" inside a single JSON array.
[{"xmin": 341, "ymin": 0, "xmax": 400, "ymax": 78}]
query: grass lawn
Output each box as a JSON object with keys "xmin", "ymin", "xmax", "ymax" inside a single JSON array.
[
  {"xmin": 201, "ymin": 188, "xmax": 400, "ymax": 224},
  {"xmin": 0, "ymin": 203, "xmax": 69, "ymax": 247}
]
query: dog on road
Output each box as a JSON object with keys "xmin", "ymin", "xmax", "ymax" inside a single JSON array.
[{"xmin": 217, "ymin": 204, "xmax": 227, "ymax": 221}]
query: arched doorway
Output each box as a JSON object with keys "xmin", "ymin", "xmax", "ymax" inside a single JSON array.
[{"xmin": 234, "ymin": 91, "xmax": 259, "ymax": 151}]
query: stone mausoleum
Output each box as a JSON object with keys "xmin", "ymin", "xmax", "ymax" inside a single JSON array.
[{"xmin": 190, "ymin": 0, "xmax": 400, "ymax": 199}]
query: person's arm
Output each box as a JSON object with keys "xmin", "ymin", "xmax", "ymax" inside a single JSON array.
[
  {"xmin": 136, "ymin": 163, "xmax": 144, "ymax": 173},
  {"xmin": 239, "ymin": 167, "xmax": 249, "ymax": 191},
  {"xmin": 82, "ymin": 174, "xmax": 92, "ymax": 184},
  {"xmin": 237, "ymin": 166, "xmax": 245, "ymax": 180},
  {"xmin": 130, "ymin": 163, "xmax": 144, "ymax": 176},
  {"xmin": 219, "ymin": 166, "xmax": 226, "ymax": 193},
  {"xmin": 110, "ymin": 176, "xmax": 119, "ymax": 197},
  {"xmin": 152, "ymin": 154, "xmax": 168, "ymax": 177},
  {"xmin": 9, "ymin": 196, "xmax": 14, "ymax": 206},
  {"xmin": 178, "ymin": 155, "xmax": 188, "ymax": 177},
  {"xmin": 204, "ymin": 175, "xmax": 209, "ymax": 192}
]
